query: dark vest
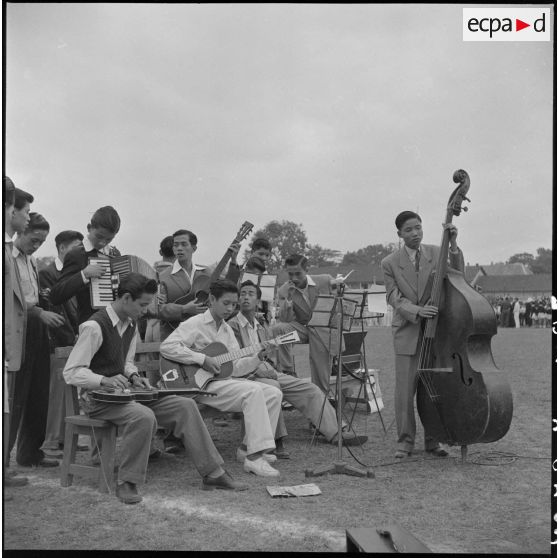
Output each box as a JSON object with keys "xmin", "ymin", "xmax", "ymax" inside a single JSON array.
[{"xmin": 89, "ymin": 308, "xmax": 136, "ymax": 378}]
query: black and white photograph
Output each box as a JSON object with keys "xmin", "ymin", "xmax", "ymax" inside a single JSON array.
[{"xmin": 3, "ymin": 3, "xmax": 554, "ymax": 554}]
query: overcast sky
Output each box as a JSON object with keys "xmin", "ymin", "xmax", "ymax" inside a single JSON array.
[{"xmin": 5, "ymin": 3, "xmax": 554, "ymax": 269}]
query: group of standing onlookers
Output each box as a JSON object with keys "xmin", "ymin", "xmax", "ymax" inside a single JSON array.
[{"xmin": 492, "ymin": 295, "xmax": 552, "ymax": 328}]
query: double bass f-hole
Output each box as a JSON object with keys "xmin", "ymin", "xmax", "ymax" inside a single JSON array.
[{"xmin": 453, "ymin": 352, "xmax": 473, "ymax": 387}]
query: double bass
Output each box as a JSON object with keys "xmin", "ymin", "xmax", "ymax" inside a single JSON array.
[{"xmin": 416, "ymin": 169, "xmax": 513, "ymax": 460}]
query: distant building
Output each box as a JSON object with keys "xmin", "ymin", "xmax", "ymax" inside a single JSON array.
[
  {"xmin": 465, "ymin": 262, "xmax": 532, "ymax": 287},
  {"xmin": 476, "ymin": 274, "xmax": 551, "ymax": 300}
]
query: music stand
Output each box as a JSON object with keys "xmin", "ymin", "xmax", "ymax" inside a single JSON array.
[
  {"xmin": 341, "ymin": 290, "xmax": 387, "ymax": 433},
  {"xmin": 305, "ymin": 283, "xmax": 374, "ymax": 479}
]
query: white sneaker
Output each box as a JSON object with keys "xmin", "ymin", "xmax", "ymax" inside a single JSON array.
[
  {"xmin": 243, "ymin": 456, "xmax": 280, "ymax": 477},
  {"xmin": 236, "ymin": 447, "xmax": 277, "ymax": 463}
]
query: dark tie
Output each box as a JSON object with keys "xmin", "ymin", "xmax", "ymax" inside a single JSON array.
[{"xmin": 415, "ymin": 249, "xmax": 421, "ymax": 272}]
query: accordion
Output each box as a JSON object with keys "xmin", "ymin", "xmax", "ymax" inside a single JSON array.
[{"xmin": 89, "ymin": 255, "xmax": 158, "ymax": 309}]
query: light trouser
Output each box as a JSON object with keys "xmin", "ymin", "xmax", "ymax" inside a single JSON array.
[{"xmin": 199, "ymin": 378, "xmax": 282, "ymax": 455}]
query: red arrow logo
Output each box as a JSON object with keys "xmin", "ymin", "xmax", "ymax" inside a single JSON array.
[{"xmin": 516, "ymin": 19, "xmax": 530, "ymax": 31}]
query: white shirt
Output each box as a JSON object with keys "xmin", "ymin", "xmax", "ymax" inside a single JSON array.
[
  {"xmin": 404, "ymin": 245, "xmax": 420, "ymax": 266},
  {"xmin": 292, "ymin": 274, "xmax": 316, "ymax": 306},
  {"xmin": 235, "ymin": 311, "xmax": 261, "ymax": 346},
  {"xmin": 160, "ymin": 309, "xmax": 260, "ymax": 378},
  {"xmin": 12, "ymin": 246, "xmax": 39, "ymax": 305},
  {"xmin": 170, "ymin": 259, "xmax": 206, "ymax": 285},
  {"xmin": 63, "ymin": 305, "xmax": 139, "ymax": 389}
]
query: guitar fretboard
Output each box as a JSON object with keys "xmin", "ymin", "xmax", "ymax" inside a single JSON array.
[{"xmin": 213, "ymin": 342, "xmax": 264, "ymax": 365}]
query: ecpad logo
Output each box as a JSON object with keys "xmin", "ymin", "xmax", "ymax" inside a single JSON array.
[{"xmin": 463, "ymin": 8, "xmax": 550, "ymax": 41}]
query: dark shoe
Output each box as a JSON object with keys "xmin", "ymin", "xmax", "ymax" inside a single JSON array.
[
  {"xmin": 273, "ymin": 447, "xmax": 291, "ymax": 459},
  {"xmin": 5, "ymin": 475, "xmax": 29, "ymax": 487},
  {"xmin": 426, "ymin": 447, "xmax": 448, "ymax": 457},
  {"xmin": 149, "ymin": 449, "xmax": 163, "ymax": 461},
  {"xmin": 116, "ymin": 481, "xmax": 142, "ymax": 504},
  {"xmin": 164, "ymin": 443, "xmax": 183, "ymax": 455},
  {"xmin": 18, "ymin": 458, "xmax": 59, "ymax": 468},
  {"xmin": 395, "ymin": 450, "xmax": 411, "ymax": 459},
  {"xmin": 281, "ymin": 401, "xmax": 295, "ymax": 411},
  {"xmin": 202, "ymin": 471, "xmax": 249, "ymax": 491},
  {"xmin": 76, "ymin": 444, "xmax": 89, "ymax": 452},
  {"xmin": 42, "ymin": 450, "xmax": 64, "ymax": 459},
  {"xmin": 212, "ymin": 416, "xmax": 229, "ymax": 427}
]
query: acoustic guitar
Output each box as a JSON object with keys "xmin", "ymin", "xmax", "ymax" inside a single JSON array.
[{"xmin": 160, "ymin": 330, "xmax": 300, "ymax": 390}]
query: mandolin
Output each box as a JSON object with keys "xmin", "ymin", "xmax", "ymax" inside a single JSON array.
[{"xmin": 160, "ymin": 330, "xmax": 300, "ymax": 390}]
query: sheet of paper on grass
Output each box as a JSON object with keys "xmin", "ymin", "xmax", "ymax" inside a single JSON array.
[{"xmin": 266, "ymin": 483, "xmax": 322, "ymax": 498}]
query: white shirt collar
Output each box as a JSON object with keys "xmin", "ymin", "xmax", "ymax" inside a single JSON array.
[
  {"xmin": 5, "ymin": 232, "xmax": 13, "ymax": 243},
  {"xmin": 12, "ymin": 245, "xmax": 23, "ymax": 258},
  {"xmin": 171, "ymin": 259, "xmax": 205, "ymax": 276},
  {"xmin": 107, "ymin": 304, "xmax": 133, "ymax": 329},
  {"xmin": 236, "ymin": 311, "xmax": 258, "ymax": 330},
  {"xmin": 55, "ymin": 257, "xmax": 63, "ymax": 271},
  {"xmin": 83, "ymin": 236, "xmax": 110, "ymax": 255},
  {"xmin": 295, "ymin": 275, "xmax": 315, "ymax": 291},
  {"xmin": 404, "ymin": 245, "xmax": 419, "ymax": 259}
]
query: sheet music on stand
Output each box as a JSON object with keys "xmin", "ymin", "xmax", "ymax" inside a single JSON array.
[
  {"xmin": 307, "ymin": 295, "xmax": 358, "ymax": 331},
  {"xmin": 240, "ymin": 272, "xmax": 277, "ymax": 303}
]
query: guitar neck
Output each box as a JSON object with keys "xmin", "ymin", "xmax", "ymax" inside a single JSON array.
[
  {"xmin": 209, "ymin": 249, "xmax": 233, "ymax": 282},
  {"xmin": 212, "ymin": 342, "xmax": 265, "ymax": 365}
]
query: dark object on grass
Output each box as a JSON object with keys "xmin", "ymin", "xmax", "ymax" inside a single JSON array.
[{"xmin": 346, "ymin": 523, "xmax": 431, "ymax": 553}]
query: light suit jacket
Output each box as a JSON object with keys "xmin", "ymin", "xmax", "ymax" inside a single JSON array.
[
  {"xmin": 381, "ymin": 244, "xmax": 465, "ymax": 355},
  {"xmin": 4, "ymin": 242, "xmax": 27, "ymax": 371},
  {"xmin": 276, "ymin": 274, "xmax": 333, "ymax": 325}
]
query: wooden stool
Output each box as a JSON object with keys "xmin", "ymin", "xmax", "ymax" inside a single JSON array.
[
  {"xmin": 59, "ymin": 383, "xmax": 117, "ymax": 493},
  {"xmin": 52, "ymin": 347, "xmax": 118, "ymax": 493}
]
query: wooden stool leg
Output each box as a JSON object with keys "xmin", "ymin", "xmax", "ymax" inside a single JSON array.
[
  {"xmin": 60, "ymin": 424, "xmax": 79, "ymax": 487},
  {"xmin": 98, "ymin": 427, "xmax": 117, "ymax": 494}
]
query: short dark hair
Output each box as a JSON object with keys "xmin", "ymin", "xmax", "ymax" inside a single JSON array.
[
  {"xmin": 160, "ymin": 235, "xmax": 174, "ymax": 258},
  {"xmin": 54, "ymin": 230, "xmax": 84, "ymax": 249},
  {"xmin": 4, "ymin": 176, "xmax": 15, "ymax": 206},
  {"xmin": 209, "ymin": 279, "xmax": 238, "ymax": 300},
  {"xmin": 285, "ymin": 254, "xmax": 308, "ymax": 269},
  {"xmin": 172, "ymin": 229, "xmax": 197, "ymax": 247},
  {"xmin": 245, "ymin": 256, "xmax": 266, "ymax": 273},
  {"xmin": 117, "ymin": 273, "xmax": 158, "ymax": 300},
  {"xmin": 251, "ymin": 237, "xmax": 271, "ymax": 252},
  {"xmin": 395, "ymin": 211, "xmax": 421, "ymax": 231},
  {"xmin": 24, "ymin": 212, "xmax": 50, "ymax": 233},
  {"xmin": 90, "ymin": 206, "xmax": 121, "ymax": 234},
  {"xmin": 14, "ymin": 187, "xmax": 34, "ymax": 210},
  {"xmin": 240, "ymin": 279, "xmax": 262, "ymax": 300}
]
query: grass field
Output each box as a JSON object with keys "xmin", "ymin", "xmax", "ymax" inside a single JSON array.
[{"xmin": 3, "ymin": 326, "xmax": 553, "ymax": 553}]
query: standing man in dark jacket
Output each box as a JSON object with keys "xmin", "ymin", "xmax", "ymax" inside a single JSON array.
[{"xmin": 39, "ymin": 230, "xmax": 84, "ymax": 456}]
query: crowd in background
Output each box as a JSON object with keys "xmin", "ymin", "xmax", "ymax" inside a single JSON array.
[{"xmin": 491, "ymin": 296, "xmax": 552, "ymax": 328}]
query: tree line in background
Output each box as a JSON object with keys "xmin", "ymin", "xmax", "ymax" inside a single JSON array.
[{"xmin": 34, "ymin": 220, "xmax": 552, "ymax": 275}]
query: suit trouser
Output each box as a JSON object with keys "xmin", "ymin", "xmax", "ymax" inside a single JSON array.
[
  {"xmin": 41, "ymin": 354, "xmax": 66, "ymax": 451},
  {"xmin": 199, "ymin": 378, "xmax": 281, "ymax": 455},
  {"xmin": 85, "ymin": 395, "xmax": 224, "ymax": 485},
  {"xmin": 255, "ymin": 370, "xmax": 339, "ymax": 441},
  {"xmin": 395, "ymin": 352, "xmax": 439, "ymax": 452},
  {"xmin": 8, "ymin": 314, "xmax": 51, "ymax": 465},
  {"xmin": 273, "ymin": 322, "xmax": 335, "ymax": 395}
]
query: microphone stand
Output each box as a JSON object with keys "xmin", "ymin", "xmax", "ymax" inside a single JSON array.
[{"xmin": 305, "ymin": 281, "xmax": 374, "ymax": 479}]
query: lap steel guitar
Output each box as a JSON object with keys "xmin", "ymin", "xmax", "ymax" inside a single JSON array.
[{"xmin": 90, "ymin": 386, "xmax": 215, "ymax": 404}]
